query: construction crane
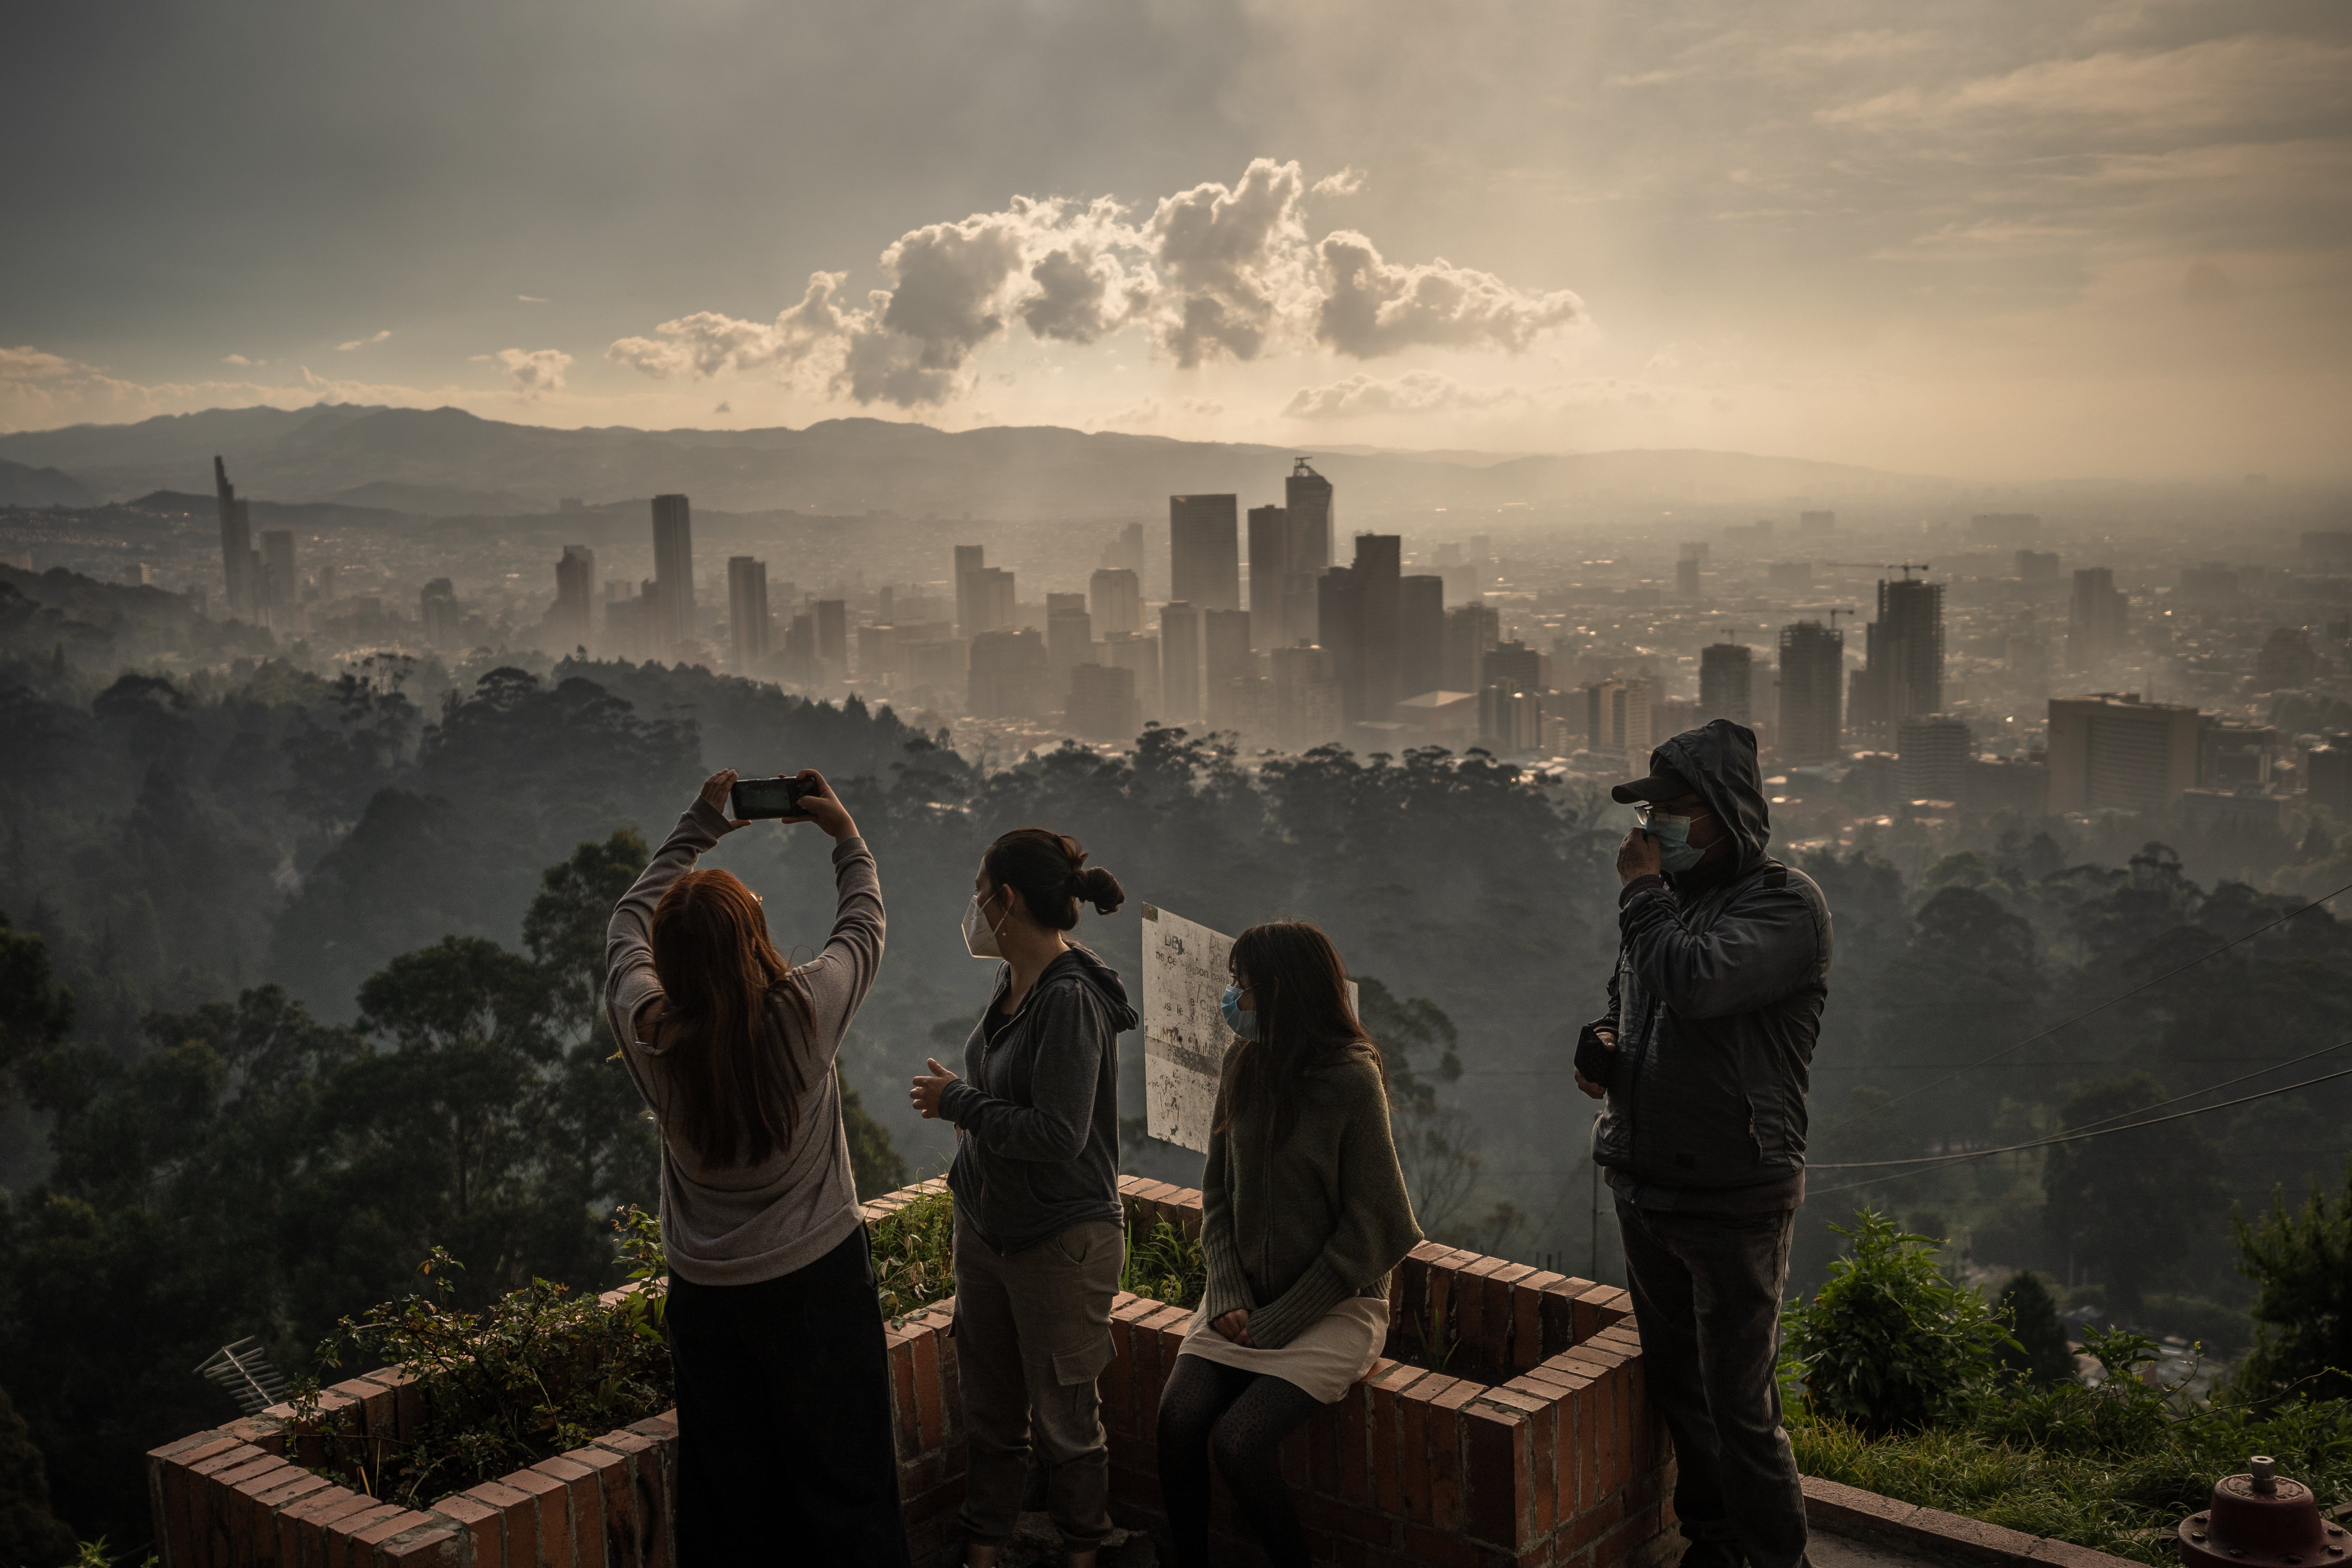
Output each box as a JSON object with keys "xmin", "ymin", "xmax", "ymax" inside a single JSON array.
[
  {"xmin": 1834, "ymin": 562, "xmax": 1932, "ymax": 579},
  {"xmin": 1792, "ymin": 606, "xmax": 1855, "ymax": 629}
]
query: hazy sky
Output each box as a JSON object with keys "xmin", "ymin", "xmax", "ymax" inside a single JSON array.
[{"xmin": 5, "ymin": 0, "xmax": 2346, "ymax": 478}]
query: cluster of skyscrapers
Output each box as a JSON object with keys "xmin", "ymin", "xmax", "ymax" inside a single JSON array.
[
  {"xmin": 202, "ymin": 446, "xmax": 2336, "ymax": 834},
  {"xmin": 212, "ymin": 457, "xmax": 305, "ymax": 633}
]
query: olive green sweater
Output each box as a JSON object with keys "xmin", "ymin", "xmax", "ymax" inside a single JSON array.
[{"xmin": 1198, "ymin": 1049, "xmax": 1424, "ymax": 1351}]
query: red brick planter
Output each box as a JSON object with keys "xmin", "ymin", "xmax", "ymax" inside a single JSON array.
[
  {"xmin": 148, "ymin": 1176, "xmax": 1676, "ymax": 1567},
  {"xmin": 1100, "ymin": 1179, "xmax": 1676, "ymax": 1568}
]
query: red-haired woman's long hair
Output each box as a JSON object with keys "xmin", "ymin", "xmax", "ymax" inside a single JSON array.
[{"xmin": 648, "ymin": 868, "xmax": 816, "ymax": 1168}]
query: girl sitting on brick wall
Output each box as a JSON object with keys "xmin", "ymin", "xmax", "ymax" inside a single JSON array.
[{"xmin": 1157, "ymin": 921, "xmax": 1424, "ymax": 1568}]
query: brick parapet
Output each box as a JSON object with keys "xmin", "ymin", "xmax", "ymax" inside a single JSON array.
[
  {"xmin": 1101, "ymin": 1175, "xmax": 1671, "ymax": 1567},
  {"xmin": 151, "ymin": 1176, "xmax": 1669, "ymax": 1566}
]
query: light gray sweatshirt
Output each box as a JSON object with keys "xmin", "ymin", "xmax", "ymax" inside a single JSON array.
[{"xmin": 604, "ymin": 797, "xmax": 885, "ymax": 1286}]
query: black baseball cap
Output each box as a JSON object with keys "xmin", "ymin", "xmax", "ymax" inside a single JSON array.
[{"xmin": 1610, "ymin": 765, "xmax": 1693, "ymax": 806}]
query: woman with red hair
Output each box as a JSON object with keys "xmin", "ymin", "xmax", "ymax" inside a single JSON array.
[{"xmin": 604, "ymin": 766, "xmax": 908, "ymax": 1566}]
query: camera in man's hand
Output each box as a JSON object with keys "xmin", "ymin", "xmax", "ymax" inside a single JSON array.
[{"xmin": 1573, "ymin": 1022, "xmax": 1617, "ymax": 1090}]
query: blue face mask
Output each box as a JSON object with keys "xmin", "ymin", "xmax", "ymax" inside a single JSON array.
[
  {"xmin": 1221, "ymin": 984, "xmax": 1260, "ymax": 1041},
  {"xmin": 1639, "ymin": 807, "xmax": 1709, "ymax": 874}
]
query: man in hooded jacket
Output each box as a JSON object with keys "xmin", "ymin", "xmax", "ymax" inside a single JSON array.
[{"xmin": 1576, "ymin": 719, "xmax": 1830, "ymax": 1568}]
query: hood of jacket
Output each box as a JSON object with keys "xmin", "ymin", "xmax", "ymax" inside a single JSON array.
[
  {"xmin": 1007, "ymin": 941, "xmax": 1140, "ymax": 1032},
  {"xmin": 1648, "ymin": 718, "xmax": 1772, "ymax": 879}
]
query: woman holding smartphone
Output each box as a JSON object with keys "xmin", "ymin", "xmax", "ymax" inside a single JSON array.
[
  {"xmin": 605, "ymin": 766, "xmax": 909, "ymax": 1567},
  {"xmin": 908, "ymin": 827, "xmax": 1136, "ymax": 1568},
  {"xmin": 1155, "ymin": 920, "xmax": 1422, "ymax": 1568}
]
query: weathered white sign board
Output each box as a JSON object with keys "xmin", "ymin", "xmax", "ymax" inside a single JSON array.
[
  {"xmin": 1141, "ymin": 903, "xmax": 1233, "ymax": 1153},
  {"xmin": 1139, "ymin": 903, "xmax": 1354, "ymax": 1154}
]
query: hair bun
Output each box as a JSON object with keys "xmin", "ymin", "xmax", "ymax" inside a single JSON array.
[{"xmin": 1074, "ymin": 864, "xmax": 1127, "ymax": 916}]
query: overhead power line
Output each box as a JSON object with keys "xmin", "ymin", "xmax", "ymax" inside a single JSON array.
[
  {"xmin": 1816, "ymin": 1039, "xmax": 2352, "ymax": 1163},
  {"xmin": 1815, "ymin": 875, "xmax": 2352, "ymax": 1138},
  {"xmin": 1803, "ymin": 1065, "xmax": 2352, "ymax": 1199}
]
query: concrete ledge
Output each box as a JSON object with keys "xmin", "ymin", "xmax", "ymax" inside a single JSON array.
[{"xmin": 1803, "ymin": 1475, "xmax": 2142, "ymax": 1568}]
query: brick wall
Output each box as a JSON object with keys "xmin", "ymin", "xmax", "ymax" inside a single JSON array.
[
  {"xmin": 147, "ymin": 1176, "xmax": 1675, "ymax": 1567},
  {"xmin": 1099, "ymin": 1178, "xmax": 1677, "ymax": 1568}
]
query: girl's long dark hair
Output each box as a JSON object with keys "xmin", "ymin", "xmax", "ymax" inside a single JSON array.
[
  {"xmin": 648, "ymin": 868, "xmax": 816, "ymax": 1168},
  {"xmin": 1214, "ymin": 920, "xmax": 1385, "ymax": 1142}
]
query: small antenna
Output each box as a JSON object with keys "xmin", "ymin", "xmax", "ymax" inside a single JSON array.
[{"xmin": 196, "ymin": 1338, "xmax": 289, "ymax": 1416}]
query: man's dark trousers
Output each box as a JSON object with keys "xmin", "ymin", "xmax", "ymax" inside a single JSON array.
[{"xmin": 1614, "ymin": 1198, "xmax": 1811, "ymax": 1568}]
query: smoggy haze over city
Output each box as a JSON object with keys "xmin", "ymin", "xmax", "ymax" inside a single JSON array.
[{"xmin": 7, "ymin": 0, "xmax": 2349, "ymax": 479}]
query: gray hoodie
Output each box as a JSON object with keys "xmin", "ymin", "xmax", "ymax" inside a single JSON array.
[
  {"xmin": 1590, "ymin": 719, "xmax": 1833, "ymax": 1210},
  {"xmin": 941, "ymin": 943, "xmax": 1139, "ymax": 1255}
]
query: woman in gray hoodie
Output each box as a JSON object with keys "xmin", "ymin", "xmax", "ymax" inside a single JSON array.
[
  {"xmin": 909, "ymin": 827, "xmax": 1138, "ymax": 1568},
  {"xmin": 605, "ymin": 767, "xmax": 909, "ymax": 1567}
]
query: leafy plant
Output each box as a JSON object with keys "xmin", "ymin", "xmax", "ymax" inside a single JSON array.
[
  {"xmin": 2233, "ymin": 1161, "xmax": 2352, "ymax": 1401},
  {"xmin": 1120, "ymin": 1213, "xmax": 1206, "ymax": 1309},
  {"xmin": 1780, "ymin": 1210, "xmax": 2012, "ymax": 1432},
  {"xmin": 1994, "ymin": 1271, "xmax": 2077, "ymax": 1388},
  {"xmin": 290, "ymin": 1206, "xmax": 673, "ymax": 1509},
  {"xmin": 871, "ymin": 1189, "xmax": 954, "ymax": 1323}
]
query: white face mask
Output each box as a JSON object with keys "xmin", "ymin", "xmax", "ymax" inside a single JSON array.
[{"xmin": 962, "ymin": 891, "xmax": 1008, "ymax": 959}]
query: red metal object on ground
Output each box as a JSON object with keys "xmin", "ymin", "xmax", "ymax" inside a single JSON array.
[{"xmin": 2177, "ymin": 1456, "xmax": 2344, "ymax": 1567}]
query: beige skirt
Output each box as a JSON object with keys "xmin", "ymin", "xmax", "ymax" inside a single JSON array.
[{"xmin": 1175, "ymin": 1296, "xmax": 1391, "ymax": 1404}]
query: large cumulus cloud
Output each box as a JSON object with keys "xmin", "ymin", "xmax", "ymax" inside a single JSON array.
[
  {"xmin": 1314, "ymin": 233, "xmax": 1583, "ymax": 356},
  {"xmin": 607, "ymin": 159, "xmax": 1582, "ymax": 408},
  {"xmin": 1144, "ymin": 158, "xmax": 1308, "ymax": 365}
]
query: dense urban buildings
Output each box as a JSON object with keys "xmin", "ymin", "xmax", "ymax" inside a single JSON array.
[
  {"xmin": 1089, "ymin": 567, "xmax": 1141, "ymax": 637},
  {"xmin": 1777, "ymin": 620, "xmax": 1846, "ymax": 765},
  {"xmin": 651, "ymin": 494, "xmax": 695, "ymax": 652},
  {"xmin": 554, "ymin": 545, "xmax": 596, "ymax": 650},
  {"xmin": 726, "ymin": 556, "xmax": 770, "ymax": 667},
  {"xmin": 2069, "ymin": 567, "xmax": 2130, "ymax": 671},
  {"xmin": 1852, "ymin": 571, "xmax": 1944, "ymax": 743},
  {"xmin": 1700, "ymin": 642, "xmax": 1753, "ymax": 724},
  {"xmin": 97, "ymin": 453, "xmax": 2351, "ymax": 859},
  {"xmin": 1160, "ymin": 600, "xmax": 1204, "ymax": 724},
  {"xmin": 1169, "ymin": 493, "xmax": 1240, "ymax": 611},
  {"xmin": 2046, "ymin": 693, "xmax": 2201, "ymax": 813},
  {"xmin": 212, "ymin": 455, "xmax": 255, "ymax": 620}
]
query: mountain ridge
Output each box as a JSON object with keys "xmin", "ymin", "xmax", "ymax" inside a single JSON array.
[{"xmin": 0, "ymin": 403, "xmax": 1945, "ymax": 517}]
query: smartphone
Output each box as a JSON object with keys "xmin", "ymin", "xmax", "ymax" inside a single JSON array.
[{"xmin": 729, "ymin": 775, "xmax": 810, "ymax": 819}]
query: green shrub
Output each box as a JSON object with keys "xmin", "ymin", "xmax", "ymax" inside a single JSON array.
[
  {"xmin": 2233, "ymin": 1162, "xmax": 2352, "ymax": 1400},
  {"xmin": 871, "ymin": 1189, "xmax": 955, "ymax": 1322},
  {"xmin": 1780, "ymin": 1210, "xmax": 2010, "ymax": 1432},
  {"xmin": 293, "ymin": 1206, "xmax": 672, "ymax": 1509},
  {"xmin": 1121, "ymin": 1212, "xmax": 1206, "ymax": 1309},
  {"xmin": 1994, "ymin": 1271, "xmax": 2077, "ymax": 1388}
]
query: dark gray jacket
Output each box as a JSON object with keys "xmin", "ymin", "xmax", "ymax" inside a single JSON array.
[
  {"xmin": 1590, "ymin": 720, "xmax": 1832, "ymax": 1205},
  {"xmin": 942, "ymin": 943, "xmax": 1139, "ymax": 1254}
]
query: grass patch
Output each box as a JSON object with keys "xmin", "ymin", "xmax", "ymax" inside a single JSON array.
[
  {"xmin": 1121, "ymin": 1210, "xmax": 1206, "ymax": 1309},
  {"xmin": 1788, "ymin": 1373, "xmax": 2352, "ymax": 1565}
]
